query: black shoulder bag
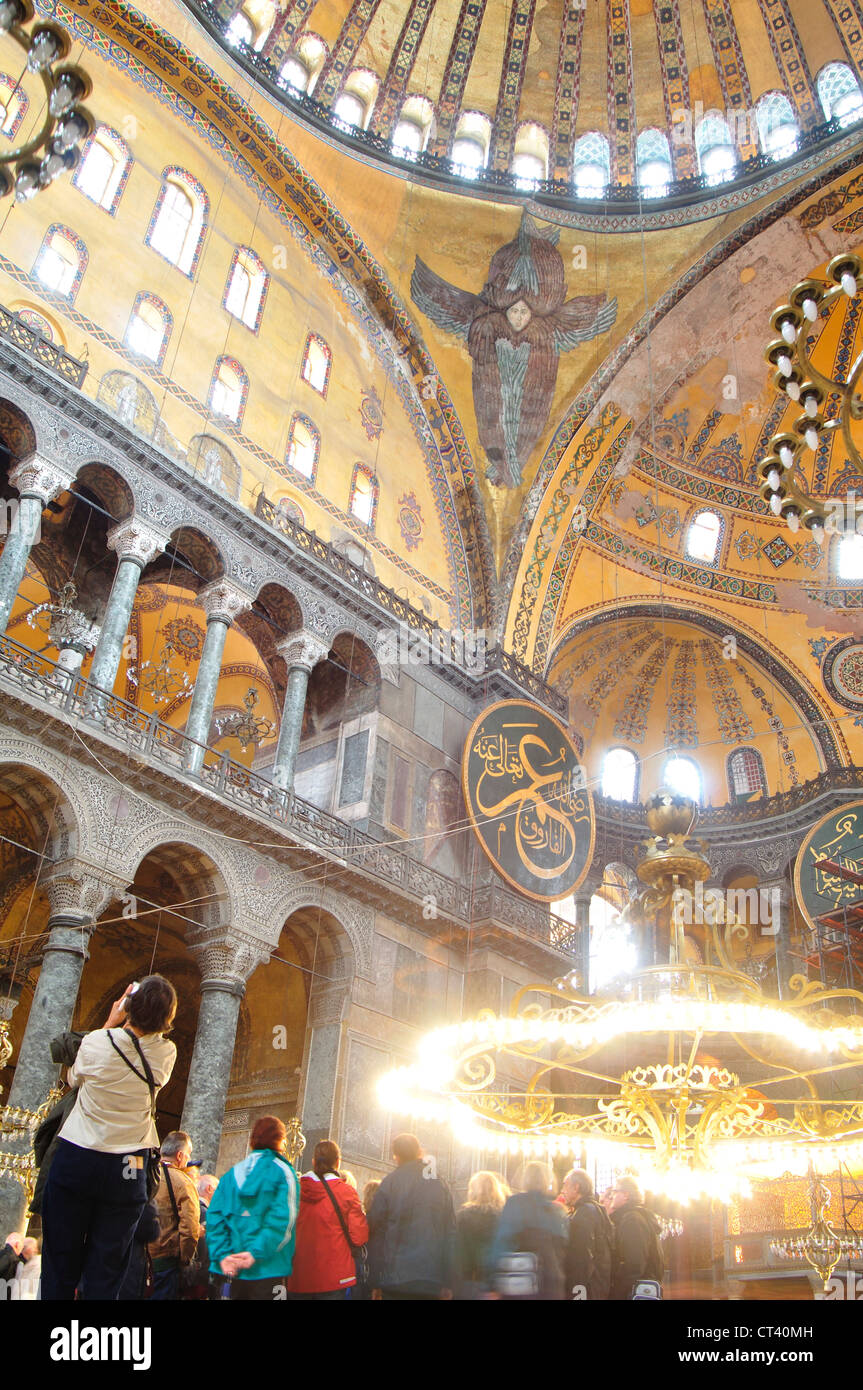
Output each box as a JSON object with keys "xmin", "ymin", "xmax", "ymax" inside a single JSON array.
[
  {"xmin": 321, "ymin": 1173, "xmax": 369, "ymax": 1294},
  {"xmin": 107, "ymin": 1028, "xmax": 163, "ymax": 1200}
]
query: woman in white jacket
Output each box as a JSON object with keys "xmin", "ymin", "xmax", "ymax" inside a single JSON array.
[{"xmin": 40, "ymin": 974, "xmax": 177, "ymax": 1301}]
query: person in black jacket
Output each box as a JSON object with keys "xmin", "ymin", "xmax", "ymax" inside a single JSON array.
[
  {"xmin": 560, "ymin": 1169, "xmax": 614, "ymax": 1300},
  {"xmin": 491, "ymin": 1163, "xmax": 569, "ymax": 1300},
  {"xmin": 609, "ymin": 1176, "xmax": 664, "ymax": 1299},
  {"xmin": 0, "ymin": 1232, "xmax": 23, "ymax": 1287},
  {"xmin": 368, "ymin": 1133, "xmax": 456, "ymax": 1300}
]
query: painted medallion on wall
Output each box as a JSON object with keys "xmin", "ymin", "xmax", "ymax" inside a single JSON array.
[
  {"xmin": 462, "ymin": 699, "xmax": 594, "ymax": 901},
  {"xmin": 359, "ymin": 386, "xmax": 384, "ymax": 441},
  {"xmin": 822, "ymin": 637, "xmax": 863, "ymax": 711},
  {"xmin": 411, "ymin": 212, "xmax": 616, "ymax": 488},
  {"xmin": 793, "ymin": 802, "xmax": 863, "ymax": 932}
]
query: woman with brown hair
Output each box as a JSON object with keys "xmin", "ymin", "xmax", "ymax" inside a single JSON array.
[
  {"xmin": 205, "ymin": 1115, "xmax": 300, "ymax": 1301},
  {"xmin": 287, "ymin": 1139, "xmax": 369, "ymax": 1300},
  {"xmin": 40, "ymin": 975, "xmax": 178, "ymax": 1301}
]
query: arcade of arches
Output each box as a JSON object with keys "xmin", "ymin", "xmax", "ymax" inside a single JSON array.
[{"xmin": 2, "ymin": 0, "xmax": 863, "ymax": 1300}]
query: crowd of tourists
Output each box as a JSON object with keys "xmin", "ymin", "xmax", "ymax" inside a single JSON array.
[{"xmin": 0, "ymin": 974, "xmax": 664, "ymax": 1301}]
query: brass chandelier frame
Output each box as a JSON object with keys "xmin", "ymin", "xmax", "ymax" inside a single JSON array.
[{"xmin": 758, "ymin": 251, "xmax": 863, "ymax": 542}]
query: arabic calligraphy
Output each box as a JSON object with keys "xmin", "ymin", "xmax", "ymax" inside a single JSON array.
[
  {"xmin": 462, "ymin": 702, "xmax": 594, "ymax": 901},
  {"xmin": 795, "ymin": 804, "xmax": 863, "ymax": 931}
]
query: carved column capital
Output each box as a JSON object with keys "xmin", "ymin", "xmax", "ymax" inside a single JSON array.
[
  {"xmin": 187, "ymin": 927, "xmax": 271, "ymax": 991},
  {"xmin": 106, "ymin": 518, "xmax": 168, "ymax": 569},
  {"xmin": 197, "ymin": 579, "xmax": 252, "ymax": 627},
  {"xmin": 39, "ymin": 866, "xmax": 125, "ymax": 923},
  {"xmin": 9, "ymin": 453, "xmax": 75, "ymax": 503},
  {"xmin": 275, "ymin": 629, "xmax": 330, "ymax": 673}
]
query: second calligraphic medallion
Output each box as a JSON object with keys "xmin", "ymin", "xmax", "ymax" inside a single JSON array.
[{"xmin": 461, "ymin": 699, "xmax": 595, "ymax": 901}]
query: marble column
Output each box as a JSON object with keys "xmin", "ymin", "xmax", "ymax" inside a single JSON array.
[
  {"xmin": 271, "ymin": 630, "xmax": 329, "ymax": 792},
  {"xmin": 0, "ymin": 456, "xmax": 74, "ymax": 635},
  {"xmin": 298, "ymin": 981, "xmax": 349, "ymax": 1168},
  {"xmin": 183, "ymin": 580, "xmax": 251, "ymax": 775},
  {"xmin": 0, "ymin": 870, "xmax": 115, "ymax": 1231},
  {"xmin": 573, "ymin": 890, "xmax": 593, "ymax": 995},
  {"xmin": 181, "ymin": 934, "xmax": 269, "ymax": 1170},
  {"xmin": 768, "ymin": 880, "xmax": 794, "ymax": 1000},
  {"xmin": 87, "ymin": 520, "xmax": 166, "ymax": 696}
]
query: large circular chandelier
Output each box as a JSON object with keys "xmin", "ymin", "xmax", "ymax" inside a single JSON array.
[
  {"xmin": 0, "ymin": 0, "xmax": 93, "ymax": 201},
  {"xmin": 378, "ymin": 792, "xmax": 863, "ymax": 1201}
]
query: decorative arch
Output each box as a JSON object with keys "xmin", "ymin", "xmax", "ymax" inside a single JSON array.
[
  {"xmin": 264, "ymin": 879, "xmax": 370, "ymax": 978},
  {"xmin": 120, "ymin": 823, "xmax": 242, "ymax": 930},
  {"xmin": 96, "ymin": 371, "xmax": 160, "ymax": 438}
]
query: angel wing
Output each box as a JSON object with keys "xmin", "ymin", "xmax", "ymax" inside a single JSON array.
[
  {"xmin": 411, "ymin": 256, "xmax": 481, "ymax": 340},
  {"xmin": 554, "ymin": 294, "xmax": 618, "ymax": 353}
]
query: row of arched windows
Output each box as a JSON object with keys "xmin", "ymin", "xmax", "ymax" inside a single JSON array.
[
  {"xmin": 217, "ymin": 11, "xmax": 863, "ymax": 196},
  {"xmin": 601, "ymin": 747, "xmax": 768, "ymax": 804}
]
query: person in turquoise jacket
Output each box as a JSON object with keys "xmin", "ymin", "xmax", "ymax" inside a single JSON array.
[{"xmin": 206, "ymin": 1115, "xmax": 300, "ymax": 1301}]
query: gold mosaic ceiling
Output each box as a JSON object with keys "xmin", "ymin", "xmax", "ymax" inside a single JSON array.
[{"xmin": 262, "ymin": 0, "xmax": 851, "ymax": 177}]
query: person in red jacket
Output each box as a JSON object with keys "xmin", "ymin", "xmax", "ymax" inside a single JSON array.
[{"xmin": 287, "ymin": 1140, "xmax": 369, "ymax": 1300}]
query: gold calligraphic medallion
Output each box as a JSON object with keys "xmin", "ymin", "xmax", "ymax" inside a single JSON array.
[
  {"xmin": 793, "ymin": 801, "xmax": 863, "ymax": 932},
  {"xmin": 461, "ymin": 699, "xmax": 594, "ymax": 901}
]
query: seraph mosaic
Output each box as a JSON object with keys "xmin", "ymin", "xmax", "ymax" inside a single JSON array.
[{"xmin": 411, "ymin": 213, "xmax": 617, "ymax": 488}]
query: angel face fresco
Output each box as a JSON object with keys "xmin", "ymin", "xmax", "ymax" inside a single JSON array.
[{"xmin": 411, "ymin": 213, "xmax": 617, "ymax": 488}]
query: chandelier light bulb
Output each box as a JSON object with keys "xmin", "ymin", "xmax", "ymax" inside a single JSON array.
[
  {"xmin": 787, "ymin": 511, "xmax": 800, "ymax": 533},
  {"xmin": 777, "ymin": 353, "xmax": 793, "ymax": 376},
  {"xmin": 767, "ymin": 467, "xmax": 781, "ymax": 491},
  {"xmin": 13, "ymin": 162, "xmax": 41, "ymax": 201},
  {"xmin": 786, "ymin": 380, "xmax": 801, "ymax": 400},
  {"xmin": 811, "ymin": 522, "xmax": 825, "ymax": 545},
  {"xmin": 841, "ymin": 271, "xmax": 858, "ymax": 297},
  {"xmin": 0, "ymin": 0, "xmax": 23, "ymax": 31},
  {"xmin": 769, "ymin": 493, "xmax": 783, "ymax": 515},
  {"xmin": 27, "ymin": 26, "xmax": 62, "ymax": 71},
  {"xmin": 803, "ymin": 395, "xmax": 819, "ymax": 418},
  {"xmin": 778, "ymin": 444, "xmax": 794, "ymax": 468},
  {"xmin": 780, "ymin": 319, "xmax": 797, "ymax": 345},
  {"xmin": 802, "ymin": 297, "xmax": 818, "ymax": 321},
  {"xmin": 53, "ymin": 110, "xmax": 89, "ymax": 151},
  {"xmin": 804, "ymin": 426, "xmax": 819, "ymax": 451},
  {"xmin": 49, "ymin": 70, "xmax": 86, "ymax": 118}
]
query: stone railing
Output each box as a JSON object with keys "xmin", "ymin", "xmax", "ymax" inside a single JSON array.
[
  {"xmin": 594, "ymin": 772, "xmax": 863, "ymax": 832},
  {"xmin": 0, "ymin": 308, "xmax": 88, "ymax": 390},
  {"xmin": 0, "ymin": 635, "xmax": 579, "ymax": 954}
]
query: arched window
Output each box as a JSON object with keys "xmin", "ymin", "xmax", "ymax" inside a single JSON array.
[
  {"xmin": 451, "ymin": 112, "xmax": 491, "ymax": 178},
  {"xmin": 695, "ymin": 113, "xmax": 736, "ymax": 185},
  {"xmin": 349, "ymin": 463, "xmax": 378, "ymax": 527},
  {"xmin": 727, "ymin": 747, "xmax": 766, "ymax": 801},
  {"xmin": 837, "ymin": 532, "xmax": 863, "ymax": 580},
  {"xmin": 334, "ymin": 91, "xmax": 365, "ymax": 128},
  {"xmin": 146, "ymin": 168, "xmax": 208, "ymax": 277},
  {"xmin": 572, "ymin": 132, "xmax": 610, "ymax": 198},
  {"xmin": 209, "ymin": 356, "xmax": 248, "ymax": 425},
  {"xmin": 281, "ymin": 57, "xmax": 309, "ymax": 92},
  {"xmin": 301, "ymin": 332, "xmax": 331, "ymax": 396},
  {"xmin": 0, "ymin": 73, "xmax": 28, "ymax": 139},
  {"xmin": 663, "ymin": 755, "xmax": 701, "ymax": 802},
  {"xmin": 602, "ymin": 746, "xmax": 638, "ymax": 801},
  {"xmin": 226, "ymin": 10, "xmax": 254, "ymax": 47},
  {"xmin": 33, "ymin": 225, "xmax": 87, "ymax": 301},
  {"xmin": 636, "ymin": 128, "xmax": 672, "ymax": 197},
  {"xmin": 286, "ymin": 413, "xmax": 320, "ymax": 481},
  {"xmin": 817, "ymin": 62, "xmax": 863, "ymax": 126},
  {"xmin": 392, "ymin": 95, "xmax": 434, "ymax": 160},
  {"xmin": 513, "ymin": 123, "xmax": 549, "ymax": 187},
  {"xmin": 224, "ymin": 246, "xmax": 268, "ymax": 330},
  {"xmin": 125, "ymin": 292, "xmax": 171, "ymax": 366},
  {"xmin": 281, "ymin": 33, "xmax": 327, "ymax": 94},
  {"xmin": 755, "ymin": 92, "xmax": 798, "ymax": 160},
  {"xmin": 74, "ymin": 125, "xmax": 132, "ymax": 212},
  {"xmin": 334, "ymin": 70, "xmax": 379, "ymax": 131},
  {"xmin": 685, "ymin": 509, "xmax": 721, "ymax": 563}
]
